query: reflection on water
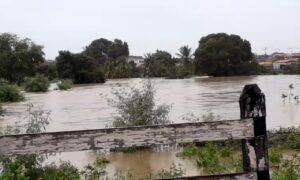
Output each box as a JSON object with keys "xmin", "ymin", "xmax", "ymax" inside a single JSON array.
[{"xmin": 2, "ymin": 75, "xmax": 300, "ymax": 177}]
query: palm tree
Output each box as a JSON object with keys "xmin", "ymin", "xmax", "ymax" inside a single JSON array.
[{"xmin": 176, "ymin": 45, "xmax": 193, "ymax": 66}]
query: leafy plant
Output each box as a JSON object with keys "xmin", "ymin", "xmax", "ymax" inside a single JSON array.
[
  {"xmin": 40, "ymin": 161, "xmax": 80, "ymax": 180},
  {"xmin": 57, "ymin": 79, "xmax": 73, "ymax": 90},
  {"xmin": 106, "ymin": 80, "xmax": 171, "ymax": 127},
  {"xmin": 0, "ymin": 81, "xmax": 24, "ymax": 102},
  {"xmin": 24, "ymin": 74, "xmax": 50, "ymax": 92},
  {"xmin": 269, "ymin": 147, "xmax": 282, "ymax": 167},
  {"xmin": 272, "ymin": 155, "xmax": 300, "ymax": 180},
  {"xmin": 81, "ymin": 156, "xmax": 109, "ymax": 180},
  {"xmin": 180, "ymin": 143, "xmax": 242, "ymax": 174},
  {"xmin": 147, "ymin": 163, "xmax": 185, "ymax": 179},
  {"xmin": 0, "ymin": 103, "xmax": 4, "ymax": 116},
  {"xmin": 269, "ymin": 127, "xmax": 300, "ymax": 149}
]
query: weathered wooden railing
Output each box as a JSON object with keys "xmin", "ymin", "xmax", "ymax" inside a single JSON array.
[{"xmin": 0, "ymin": 84, "xmax": 269, "ymax": 180}]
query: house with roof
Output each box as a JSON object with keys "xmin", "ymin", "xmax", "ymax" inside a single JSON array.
[
  {"xmin": 127, "ymin": 56, "xmax": 145, "ymax": 67},
  {"xmin": 273, "ymin": 58, "xmax": 300, "ymax": 71}
]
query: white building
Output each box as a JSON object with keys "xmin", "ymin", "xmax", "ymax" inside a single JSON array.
[
  {"xmin": 273, "ymin": 58, "xmax": 299, "ymax": 71},
  {"xmin": 127, "ymin": 56, "xmax": 145, "ymax": 67}
]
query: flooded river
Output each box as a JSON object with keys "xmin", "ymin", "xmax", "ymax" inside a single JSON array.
[{"xmin": 1, "ymin": 75, "xmax": 300, "ymax": 177}]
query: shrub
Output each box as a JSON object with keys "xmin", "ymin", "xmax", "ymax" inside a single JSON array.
[
  {"xmin": 269, "ymin": 127, "xmax": 300, "ymax": 149},
  {"xmin": 0, "ymin": 80, "xmax": 24, "ymax": 102},
  {"xmin": 180, "ymin": 143, "xmax": 242, "ymax": 174},
  {"xmin": 272, "ymin": 155, "xmax": 300, "ymax": 180},
  {"xmin": 269, "ymin": 147, "xmax": 282, "ymax": 167},
  {"xmin": 0, "ymin": 104, "xmax": 4, "ymax": 116},
  {"xmin": 106, "ymin": 80, "xmax": 171, "ymax": 127},
  {"xmin": 148, "ymin": 163, "xmax": 185, "ymax": 179},
  {"xmin": 57, "ymin": 79, "xmax": 73, "ymax": 90},
  {"xmin": 24, "ymin": 75, "xmax": 50, "ymax": 92},
  {"xmin": 81, "ymin": 156, "xmax": 110, "ymax": 180}
]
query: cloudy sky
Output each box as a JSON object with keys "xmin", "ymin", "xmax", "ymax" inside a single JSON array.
[{"xmin": 1, "ymin": 0, "xmax": 299, "ymax": 59}]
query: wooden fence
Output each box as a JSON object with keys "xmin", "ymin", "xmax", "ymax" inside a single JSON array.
[{"xmin": 0, "ymin": 84, "xmax": 270, "ymax": 180}]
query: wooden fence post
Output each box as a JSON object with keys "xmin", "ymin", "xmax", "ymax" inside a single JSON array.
[{"xmin": 240, "ymin": 84, "xmax": 270, "ymax": 180}]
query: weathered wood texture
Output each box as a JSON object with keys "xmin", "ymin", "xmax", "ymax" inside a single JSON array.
[
  {"xmin": 161, "ymin": 172, "xmax": 257, "ymax": 180},
  {"xmin": 0, "ymin": 119, "xmax": 254, "ymax": 156},
  {"xmin": 240, "ymin": 84, "xmax": 270, "ymax": 180}
]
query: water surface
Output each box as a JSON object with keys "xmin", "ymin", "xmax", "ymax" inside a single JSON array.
[{"xmin": 1, "ymin": 75, "xmax": 300, "ymax": 177}]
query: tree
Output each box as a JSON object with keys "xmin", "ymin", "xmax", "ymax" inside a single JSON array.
[
  {"xmin": 143, "ymin": 50, "xmax": 175, "ymax": 77},
  {"xmin": 194, "ymin": 33, "xmax": 261, "ymax": 76},
  {"xmin": 0, "ymin": 33, "xmax": 45, "ymax": 84},
  {"xmin": 176, "ymin": 45, "xmax": 193, "ymax": 66},
  {"xmin": 37, "ymin": 61, "xmax": 58, "ymax": 81},
  {"xmin": 103, "ymin": 56, "xmax": 131, "ymax": 79},
  {"xmin": 55, "ymin": 51, "xmax": 105, "ymax": 84},
  {"xmin": 84, "ymin": 38, "xmax": 129, "ymax": 64}
]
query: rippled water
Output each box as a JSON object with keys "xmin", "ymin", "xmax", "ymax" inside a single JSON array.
[{"xmin": 1, "ymin": 75, "xmax": 300, "ymax": 177}]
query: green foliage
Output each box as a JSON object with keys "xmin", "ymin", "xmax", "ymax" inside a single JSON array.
[
  {"xmin": 180, "ymin": 143, "xmax": 242, "ymax": 174},
  {"xmin": 57, "ymin": 79, "xmax": 73, "ymax": 90},
  {"xmin": 84, "ymin": 38, "xmax": 129, "ymax": 64},
  {"xmin": 0, "ymin": 159, "xmax": 28, "ymax": 180},
  {"xmin": 0, "ymin": 103, "xmax": 4, "ymax": 116},
  {"xmin": 194, "ymin": 33, "xmax": 263, "ymax": 76},
  {"xmin": 56, "ymin": 51, "xmax": 105, "ymax": 84},
  {"xmin": 39, "ymin": 161, "xmax": 80, "ymax": 180},
  {"xmin": 269, "ymin": 147, "xmax": 282, "ymax": 166},
  {"xmin": 272, "ymin": 155, "xmax": 300, "ymax": 180},
  {"xmin": 37, "ymin": 61, "xmax": 58, "ymax": 81},
  {"xmin": 181, "ymin": 144, "xmax": 199, "ymax": 158},
  {"xmin": 0, "ymin": 159, "xmax": 80, "ymax": 180},
  {"xmin": 24, "ymin": 74, "xmax": 50, "ymax": 92},
  {"xmin": 143, "ymin": 49, "xmax": 193, "ymax": 79},
  {"xmin": 0, "ymin": 33, "xmax": 45, "ymax": 84},
  {"xmin": 143, "ymin": 50, "xmax": 175, "ymax": 77},
  {"xmin": 80, "ymin": 156, "xmax": 109, "ymax": 180},
  {"xmin": 269, "ymin": 127, "xmax": 300, "ymax": 149},
  {"xmin": 107, "ymin": 80, "xmax": 171, "ymax": 127},
  {"xmin": 148, "ymin": 163, "xmax": 185, "ymax": 179},
  {"xmin": 103, "ymin": 56, "xmax": 131, "ymax": 78},
  {"xmin": 0, "ymin": 80, "xmax": 24, "ymax": 102},
  {"xmin": 0, "ymin": 104, "xmax": 51, "ymax": 135},
  {"xmin": 176, "ymin": 45, "xmax": 193, "ymax": 65}
]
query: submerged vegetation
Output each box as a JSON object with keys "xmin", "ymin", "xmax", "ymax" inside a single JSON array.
[
  {"xmin": 0, "ymin": 79, "xmax": 24, "ymax": 102},
  {"xmin": 57, "ymin": 79, "xmax": 73, "ymax": 90},
  {"xmin": 24, "ymin": 74, "xmax": 50, "ymax": 92},
  {"xmin": 107, "ymin": 80, "xmax": 171, "ymax": 127}
]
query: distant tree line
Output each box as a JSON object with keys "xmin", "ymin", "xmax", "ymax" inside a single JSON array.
[{"xmin": 0, "ymin": 32, "xmax": 268, "ymax": 87}]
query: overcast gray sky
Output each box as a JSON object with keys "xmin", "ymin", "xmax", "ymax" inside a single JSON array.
[{"xmin": 1, "ymin": 0, "xmax": 299, "ymax": 59}]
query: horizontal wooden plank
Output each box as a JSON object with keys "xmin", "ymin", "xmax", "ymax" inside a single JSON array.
[
  {"xmin": 0, "ymin": 119, "xmax": 254, "ymax": 156},
  {"xmin": 161, "ymin": 172, "xmax": 257, "ymax": 180}
]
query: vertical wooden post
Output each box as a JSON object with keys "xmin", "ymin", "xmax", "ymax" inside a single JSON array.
[{"xmin": 240, "ymin": 84, "xmax": 270, "ymax": 180}]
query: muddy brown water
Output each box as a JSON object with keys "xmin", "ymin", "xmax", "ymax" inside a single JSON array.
[{"xmin": 1, "ymin": 75, "xmax": 300, "ymax": 178}]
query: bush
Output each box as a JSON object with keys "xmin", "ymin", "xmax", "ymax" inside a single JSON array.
[
  {"xmin": 269, "ymin": 127, "xmax": 300, "ymax": 149},
  {"xmin": 148, "ymin": 163, "xmax": 185, "ymax": 179},
  {"xmin": 24, "ymin": 75, "xmax": 50, "ymax": 92},
  {"xmin": 272, "ymin": 155, "xmax": 300, "ymax": 180},
  {"xmin": 0, "ymin": 80, "xmax": 24, "ymax": 102},
  {"xmin": 57, "ymin": 79, "xmax": 73, "ymax": 90},
  {"xmin": 180, "ymin": 143, "xmax": 242, "ymax": 174},
  {"xmin": 106, "ymin": 80, "xmax": 171, "ymax": 127},
  {"xmin": 0, "ymin": 104, "xmax": 3, "ymax": 116}
]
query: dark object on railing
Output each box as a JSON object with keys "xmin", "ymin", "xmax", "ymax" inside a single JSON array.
[{"xmin": 240, "ymin": 84, "xmax": 270, "ymax": 180}]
